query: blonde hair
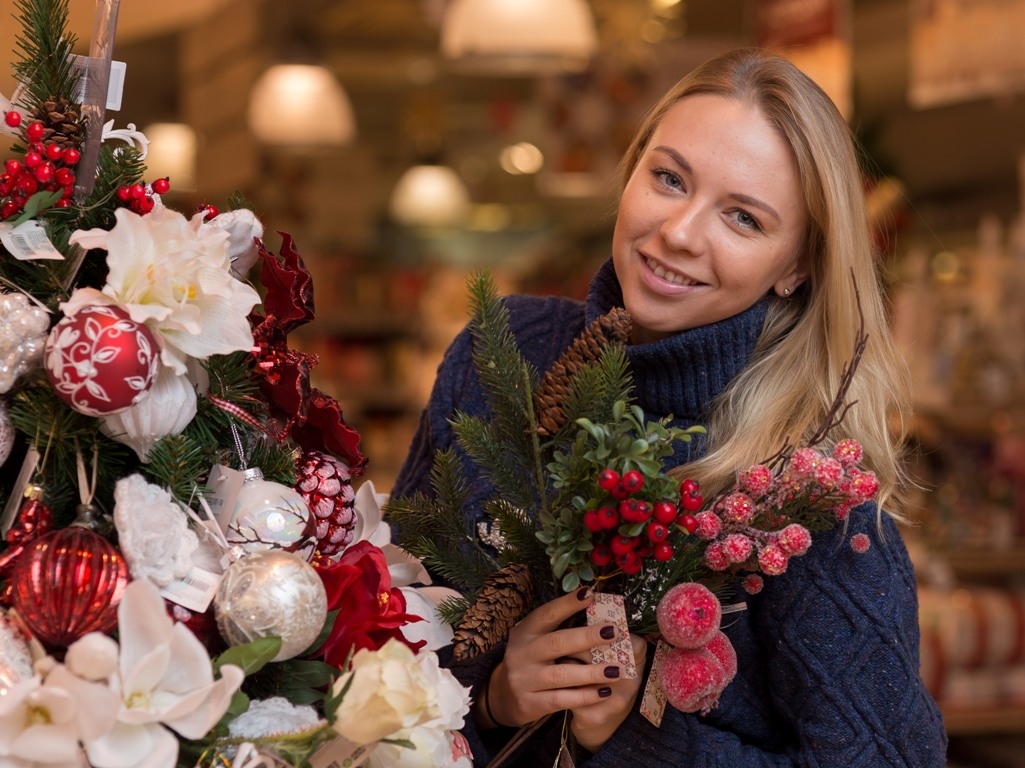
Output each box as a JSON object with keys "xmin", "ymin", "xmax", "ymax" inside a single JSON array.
[{"xmin": 617, "ymin": 48, "xmax": 912, "ymax": 519}]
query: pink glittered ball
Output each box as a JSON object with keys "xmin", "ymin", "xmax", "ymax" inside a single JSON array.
[
  {"xmin": 704, "ymin": 630, "xmax": 737, "ymax": 683},
  {"xmin": 657, "ymin": 581, "xmax": 722, "ymax": 649},
  {"xmin": 659, "ymin": 646, "xmax": 727, "ymax": 713},
  {"xmin": 44, "ymin": 304, "xmax": 159, "ymax": 417}
]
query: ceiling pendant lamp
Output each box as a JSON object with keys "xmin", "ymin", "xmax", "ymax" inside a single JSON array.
[
  {"xmin": 440, "ymin": 0, "xmax": 599, "ymax": 76},
  {"xmin": 389, "ymin": 163, "xmax": 470, "ymax": 228},
  {"xmin": 247, "ymin": 63, "xmax": 356, "ymax": 147}
]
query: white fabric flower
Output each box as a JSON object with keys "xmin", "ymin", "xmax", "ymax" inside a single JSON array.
[
  {"xmin": 113, "ymin": 474, "xmax": 199, "ymax": 587},
  {"xmin": 226, "ymin": 697, "xmax": 322, "ymax": 740},
  {"xmin": 99, "ymin": 363, "xmax": 197, "ymax": 461},
  {"xmin": 85, "ymin": 580, "xmax": 244, "ymax": 768},
  {"xmin": 331, "ymin": 639, "xmax": 470, "ymax": 748},
  {"xmin": 365, "ymin": 727, "xmax": 472, "ymax": 768},
  {"xmin": 204, "ymin": 208, "xmax": 264, "ymax": 279},
  {"xmin": 66, "ymin": 205, "xmax": 261, "ymax": 375}
]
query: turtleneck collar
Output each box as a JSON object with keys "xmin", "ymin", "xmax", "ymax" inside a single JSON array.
[{"xmin": 585, "ymin": 258, "xmax": 769, "ymax": 423}]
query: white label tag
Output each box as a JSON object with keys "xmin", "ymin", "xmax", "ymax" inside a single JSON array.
[
  {"xmin": 721, "ymin": 601, "xmax": 748, "ymax": 615},
  {"xmin": 70, "ymin": 56, "xmax": 126, "ymax": 110},
  {"xmin": 0, "ymin": 220, "xmax": 64, "ymax": 260},
  {"xmin": 207, "ymin": 464, "xmax": 245, "ymax": 533},
  {"xmin": 159, "ymin": 565, "xmax": 222, "ymax": 613}
]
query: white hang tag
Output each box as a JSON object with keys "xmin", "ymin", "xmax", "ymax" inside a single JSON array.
[
  {"xmin": 70, "ymin": 56, "xmax": 126, "ymax": 111},
  {"xmin": 0, "ymin": 220, "xmax": 64, "ymax": 261},
  {"xmin": 159, "ymin": 564, "xmax": 223, "ymax": 614},
  {"xmin": 207, "ymin": 464, "xmax": 246, "ymax": 533}
]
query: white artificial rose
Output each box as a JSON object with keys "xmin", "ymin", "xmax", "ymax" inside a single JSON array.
[
  {"xmin": 66, "ymin": 205, "xmax": 261, "ymax": 375},
  {"xmin": 113, "ymin": 474, "xmax": 199, "ymax": 587}
]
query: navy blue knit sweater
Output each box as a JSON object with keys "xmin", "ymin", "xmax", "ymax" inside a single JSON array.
[{"xmin": 391, "ymin": 260, "xmax": 947, "ymax": 766}]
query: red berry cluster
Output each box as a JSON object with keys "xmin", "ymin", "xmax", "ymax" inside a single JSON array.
[
  {"xmin": 114, "ymin": 176, "xmax": 170, "ymax": 215},
  {"xmin": 1, "ymin": 113, "xmax": 80, "ymax": 220},
  {"xmin": 583, "ymin": 469, "xmax": 705, "ymax": 575}
]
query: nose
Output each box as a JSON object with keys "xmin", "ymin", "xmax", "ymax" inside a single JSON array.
[{"xmin": 659, "ymin": 198, "xmax": 706, "ymax": 252}]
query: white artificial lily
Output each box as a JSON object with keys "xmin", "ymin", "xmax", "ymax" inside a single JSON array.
[
  {"xmin": 0, "ymin": 673, "xmax": 94, "ymax": 768},
  {"xmin": 85, "ymin": 580, "xmax": 244, "ymax": 768},
  {"xmin": 66, "ymin": 205, "xmax": 261, "ymax": 375},
  {"xmin": 350, "ymin": 481, "xmax": 461, "ymax": 651}
]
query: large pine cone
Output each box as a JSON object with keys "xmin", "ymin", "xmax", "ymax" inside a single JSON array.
[
  {"xmin": 535, "ymin": 307, "xmax": 632, "ymax": 436},
  {"xmin": 453, "ymin": 563, "xmax": 535, "ymax": 661},
  {"xmin": 29, "ymin": 97, "xmax": 85, "ymax": 151}
]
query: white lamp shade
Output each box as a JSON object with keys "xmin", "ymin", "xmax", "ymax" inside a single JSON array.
[
  {"xmin": 247, "ymin": 64, "xmax": 356, "ymax": 146},
  {"xmin": 389, "ymin": 164, "xmax": 470, "ymax": 227},
  {"xmin": 142, "ymin": 122, "xmax": 197, "ymax": 191},
  {"xmin": 441, "ymin": 0, "xmax": 598, "ymax": 75}
]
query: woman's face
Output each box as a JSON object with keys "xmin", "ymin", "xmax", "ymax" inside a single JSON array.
[{"xmin": 612, "ymin": 94, "xmax": 809, "ymax": 344}]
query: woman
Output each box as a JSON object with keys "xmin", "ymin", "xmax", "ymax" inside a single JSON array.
[{"xmin": 392, "ymin": 48, "xmax": 947, "ymax": 766}]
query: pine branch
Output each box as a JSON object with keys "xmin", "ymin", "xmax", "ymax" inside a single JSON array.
[
  {"xmin": 10, "ymin": 0, "xmax": 79, "ymax": 111},
  {"xmin": 484, "ymin": 498, "xmax": 549, "ymax": 576},
  {"xmin": 554, "ymin": 346, "xmax": 633, "ymax": 444},
  {"xmin": 143, "ymin": 433, "xmax": 213, "ymax": 506}
]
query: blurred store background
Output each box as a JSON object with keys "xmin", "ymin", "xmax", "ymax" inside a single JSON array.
[{"xmin": 3, "ymin": 1, "xmax": 1025, "ymax": 763}]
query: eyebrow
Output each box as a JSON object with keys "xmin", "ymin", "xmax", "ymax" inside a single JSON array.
[{"xmin": 652, "ymin": 145, "xmax": 782, "ymax": 225}]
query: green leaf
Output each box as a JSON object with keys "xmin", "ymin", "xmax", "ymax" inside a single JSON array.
[
  {"xmin": 9, "ymin": 189, "xmax": 63, "ymax": 225},
  {"xmin": 212, "ymin": 636, "xmax": 282, "ymax": 676},
  {"xmin": 561, "ymin": 571, "xmax": 581, "ymax": 593}
]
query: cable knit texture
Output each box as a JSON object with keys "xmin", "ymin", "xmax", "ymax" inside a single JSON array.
[{"xmin": 391, "ymin": 259, "xmax": 947, "ymax": 766}]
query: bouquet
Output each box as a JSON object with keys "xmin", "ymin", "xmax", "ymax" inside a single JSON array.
[
  {"xmin": 388, "ymin": 271, "xmax": 880, "ymax": 718},
  {"xmin": 0, "ymin": 2, "xmax": 471, "ymax": 766}
]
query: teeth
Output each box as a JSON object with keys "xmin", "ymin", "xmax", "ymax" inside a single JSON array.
[{"xmin": 646, "ymin": 257, "xmax": 694, "ymax": 286}]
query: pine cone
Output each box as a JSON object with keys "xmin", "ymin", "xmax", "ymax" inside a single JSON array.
[
  {"xmin": 29, "ymin": 97, "xmax": 84, "ymax": 151},
  {"xmin": 535, "ymin": 307, "xmax": 632, "ymax": 436},
  {"xmin": 453, "ymin": 563, "xmax": 535, "ymax": 661}
]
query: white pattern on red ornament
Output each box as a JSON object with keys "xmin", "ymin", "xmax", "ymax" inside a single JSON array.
[{"xmin": 43, "ymin": 303, "xmax": 159, "ymax": 416}]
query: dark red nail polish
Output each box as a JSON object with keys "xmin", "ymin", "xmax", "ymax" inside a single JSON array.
[
  {"xmin": 600, "ymin": 624, "xmax": 615, "ymax": 640},
  {"xmin": 577, "ymin": 587, "xmax": 591, "ymax": 600},
  {"xmin": 604, "ymin": 666, "xmax": 620, "ymax": 679},
  {"xmin": 598, "ymin": 687, "xmax": 612, "ymax": 698}
]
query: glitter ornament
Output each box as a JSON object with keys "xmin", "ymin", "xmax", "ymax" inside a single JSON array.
[
  {"xmin": 44, "ymin": 303, "xmax": 160, "ymax": 417},
  {"xmin": 0, "ymin": 291, "xmax": 50, "ymax": 395},
  {"xmin": 657, "ymin": 581, "xmax": 722, "ymax": 650},
  {"xmin": 659, "ymin": 646, "xmax": 727, "ymax": 713},
  {"xmin": 11, "ymin": 522, "xmax": 128, "ymax": 649},
  {"xmin": 0, "ymin": 400, "xmax": 14, "ymax": 466},
  {"xmin": 0, "ymin": 609, "xmax": 33, "ymax": 696},
  {"xmin": 226, "ymin": 467, "xmax": 316, "ymax": 559},
  {"xmin": 213, "ymin": 549, "xmax": 328, "ymax": 662},
  {"xmin": 295, "ymin": 450, "xmax": 356, "ymax": 557},
  {"xmin": 704, "ymin": 630, "xmax": 738, "ymax": 683}
]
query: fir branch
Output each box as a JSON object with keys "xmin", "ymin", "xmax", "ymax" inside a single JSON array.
[
  {"xmin": 10, "ymin": 0, "xmax": 79, "ymax": 110},
  {"xmin": 484, "ymin": 497, "xmax": 549, "ymax": 576},
  {"xmin": 143, "ymin": 433, "xmax": 213, "ymax": 506},
  {"xmin": 552, "ymin": 346, "xmax": 633, "ymax": 444},
  {"xmin": 451, "ymin": 412, "xmax": 538, "ymax": 513}
]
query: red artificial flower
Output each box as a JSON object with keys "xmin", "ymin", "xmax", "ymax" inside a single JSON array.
[{"xmin": 315, "ymin": 541, "xmax": 424, "ymax": 668}]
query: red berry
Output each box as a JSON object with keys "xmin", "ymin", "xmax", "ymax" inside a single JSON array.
[
  {"xmin": 653, "ymin": 541, "xmax": 674, "ymax": 561},
  {"xmin": 116, "ymin": 185, "xmax": 132, "ymax": 202},
  {"xmin": 4, "ymin": 111, "xmax": 21, "ymax": 128},
  {"xmin": 1, "ymin": 201, "xmax": 20, "ymax": 219},
  {"xmin": 198, "ymin": 203, "xmax": 219, "ymax": 220},
  {"xmin": 0, "ymin": 177, "xmax": 12, "ymax": 197},
  {"xmin": 61, "ymin": 184, "xmax": 74, "ymax": 199},
  {"xmin": 25, "ymin": 122, "xmax": 44, "ymax": 143},
  {"xmin": 597, "ymin": 468, "xmax": 620, "ymax": 491},
  {"xmin": 678, "ymin": 513, "xmax": 698, "ymax": 534},
  {"xmin": 653, "ymin": 500, "xmax": 678, "ymax": 524},
  {"xmin": 5, "ymin": 160, "xmax": 21, "ymax": 177},
  {"xmin": 597, "ymin": 505, "xmax": 619, "ymax": 530},
  {"xmin": 680, "ymin": 490, "xmax": 703, "ymax": 512},
  {"xmin": 129, "ymin": 183, "xmax": 146, "ymax": 199},
  {"xmin": 621, "ymin": 470, "xmax": 645, "ymax": 494},
  {"xmin": 44, "ymin": 143, "xmax": 62, "ymax": 162},
  {"xmin": 53, "ymin": 198, "xmax": 72, "ymax": 208},
  {"xmin": 609, "ymin": 481, "xmax": 629, "ymax": 500},
  {"xmin": 618, "ymin": 498, "xmax": 642, "ymax": 523},
  {"xmin": 680, "ymin": 478, "xmax": 700, "ymax": 495},
  {"xmin": 609, "ymin": 535, "xmax": 636, "ymax": 557},
  {"xmin": 151, "ymin": 177, "xmax": 170, "ymax": 195},
  {"xmin": 54, "ymin": 167, "xmax": 75, "ymax": 186},
  {"xmin": 33, "ymin": 162, "xmax": 54, "ymax": 184},
  {"xmin": 15, "ymin": 174, "xmax": 37, "ymax": 195},
  {"xmin": 591, "ymin": 544, "xmax": 613, "ymax": 567},
  {"xmin": 646, "ymin": 522, "xmax": 669, "ymax": 543},
  {"xmin": 583, "ymin": 509, "xmax": 603, "ymax": 533},
  {"xmin": 616, "ymin": 550, "xmax": 642, "ymax": 574},
  {"xmin": 61, "ymin": 148, "xmax": 80, "ymax": 166},
  {"xmin": 23, "ymin": 150, "xmax": 41, "ymax": 168}
]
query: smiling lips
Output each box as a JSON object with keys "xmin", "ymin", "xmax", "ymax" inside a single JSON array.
[{"xmin": 645, "ymin": 256, "xmax": 701, "ymax": 287}]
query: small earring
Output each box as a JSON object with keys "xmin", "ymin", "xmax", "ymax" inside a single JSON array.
[{"xmin": 782, "ymin": 287, "xmax": 791, "ymax": 296}]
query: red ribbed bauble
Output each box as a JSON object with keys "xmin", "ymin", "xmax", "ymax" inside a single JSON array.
[
  {"xmin": 43, "ymin": 303, "xmax": 160, "ymax": 417},
  {"xmin": 10, "ymin": 524, "xmax": 128, "ymax": 649}
]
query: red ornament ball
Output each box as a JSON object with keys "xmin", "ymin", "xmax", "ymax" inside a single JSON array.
[
  {"xmin": 295, "ymin": 450, "xmax": 357, "ymax": 557},
  {"xmin": 659, "ymin": 646, "xmax": 727, "ymax": 713},
  {"xmin": 11, "ymin": 525, "xmax": 128, "ymax": 649},
  {"xmin": 657, "ymin": 581, "xmax": 722, "ymax": 649},
  {"xmin": 44, "ymin": 304, "xmax": 160, "ymax": 417}
]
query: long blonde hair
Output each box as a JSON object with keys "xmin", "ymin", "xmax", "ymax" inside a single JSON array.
[{"xmin": 617, "ymin": 48, "xmax": 912, "ymax": 519}]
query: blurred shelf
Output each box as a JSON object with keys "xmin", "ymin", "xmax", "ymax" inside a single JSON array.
[
  {"xmin": 930, "ymin": 547, "xmax": 1025, "ymax": 578},
  {"xmin": 942, "ymin": 706, "xmax": 1025, "ymax": 735}
]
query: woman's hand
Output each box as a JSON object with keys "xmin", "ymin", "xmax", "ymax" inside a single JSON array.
[
  {"xmin": 479, "ymin": 588, "xmax": 639, "ymax": 735},
  {"xmin": 569, "ymin": 633, "xmax": 647, "ymax": 752}
]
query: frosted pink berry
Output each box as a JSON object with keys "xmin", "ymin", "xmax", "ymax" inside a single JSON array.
[
  {"xmin": 741, "ymin": 573, "xmax": 764, "ymax": 595},
  {"xmin": 659, "ymin": 646, "xmax": 726, "ymax": 713},
  {"xmin": 720, "ymin": 492, "xmax": 755, "ymax": 524},
  {"xmin": 704, "ymin": 542, "xmax": 730, "ymax": 571},
  {"xmin": 693, "ymin": 511, "xmax": 721, "ymax": 540},
  {"xmin": 704, "ymin": 630, "xmax": 738, "ymax": 683},
  {"xmin": 657, "ymin": 582, "xmax": 722, "ymax": 649},
  {"xmin": 739, "ymin": 464, "xmax": 773, "ymax": 496},
  {"xmin": 776, "ymin": 523, "xmax": 812, "ymax": 557},
  {"xmin": 848, "ymin": 469, "xmax": 880, "ymax": 502},
  {"xmin": 834, "ymin": 501, "xmax": 853, "ymax": 521},
  {"xmin": 722, "ymin": 533, "xmax": 753, "ymax": 564},
  {"xmin": 789, "ymin": 447, "xmax": 821, "ymax": 479},
  {"xmin": 757, "ymin": 542, "xmax": 789, "ymax": 576},
  {"xmin": 850, "ymin": 533, "xmax": 871, "ymax": 553},
  {"xmin": 833, "ymin": 438, "xmax": 863, "ymax": 467},
  {"xmin": 813, "ymin": 457, "xmax": 843, "ymax": 489}
]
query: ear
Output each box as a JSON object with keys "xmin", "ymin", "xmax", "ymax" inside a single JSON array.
[{"xmin": 774, "ymin": 260, "xmax": 810, "ymax": 298}]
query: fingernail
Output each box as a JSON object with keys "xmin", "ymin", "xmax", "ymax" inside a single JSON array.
[
  {"xmin": 598, "ymin": 687, "xmax": 612, "ymax": 698},
  {"xmin": 599, "ymin": 625, "xmax": 615, "ymax": 640},
  {"xmin": 577, "ymin": 587, "xmax": 591, "ymax": 601},
  {"xmin": 604, "ymin": 666, "xmax": 620, "ymax": 679}
]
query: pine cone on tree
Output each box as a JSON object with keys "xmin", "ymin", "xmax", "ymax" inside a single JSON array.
[
  {"xmin": 28, "ymin": 97, "xmax": 84, "ymax": 151},
  {"xmin": 453, "ymin": 562, "xmax": 536, "ymax": 661},
  {"xmin": 535, "ymin": 307, "xmax": 632, "ymax": 436}
]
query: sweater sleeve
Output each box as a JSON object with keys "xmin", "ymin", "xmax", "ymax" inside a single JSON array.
[{"xmin": 580, "ymin": 505, "xmax": 947, "ymax": 768}]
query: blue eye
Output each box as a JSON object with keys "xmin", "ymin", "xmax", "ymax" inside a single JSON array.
[
  {"xmin": 652, "ymin": 168, "xmax": 683, "ymax": 191},
  {"xmin": 732, "ymin": 209, "xmax": 762, "ymax": 232}
]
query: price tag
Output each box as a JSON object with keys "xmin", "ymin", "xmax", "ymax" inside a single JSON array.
[
  {"xmin": 159, "ymin": 565, "xmax": 222, "ymax": 613},
  {"xmin": 0, "ymin": 220, "xmax": 64, "ymax": 260}
]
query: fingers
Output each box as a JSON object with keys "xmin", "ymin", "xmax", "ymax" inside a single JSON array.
[{"xmin": 516, "ymin": 586, "xmax": 594, "ymax": 635}]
